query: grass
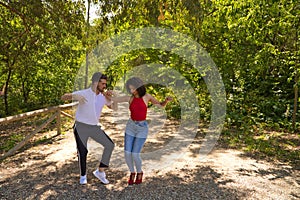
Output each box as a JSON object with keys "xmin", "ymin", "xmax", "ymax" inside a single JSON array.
[
  {"xmin": 0, "ymin": 110, "xmax": 74, "ymax": 155},
  {"xmin": 222, "ymin": 126, "xmax": 300, "ymax": 166},
  {"xmin": 1, "ymin": 108, "xmax": 299, "ymax": 168}
]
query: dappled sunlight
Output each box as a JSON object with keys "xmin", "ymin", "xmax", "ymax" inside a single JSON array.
[{"xmin": 0, "ymin": 107, "xmax": 299, "ymax": 199}]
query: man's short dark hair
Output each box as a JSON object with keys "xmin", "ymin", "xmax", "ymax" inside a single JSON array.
[{"xmin": 91, "ymin": 72, "xmax": 107, "ymax": 83}]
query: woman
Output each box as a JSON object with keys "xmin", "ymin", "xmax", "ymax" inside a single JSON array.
[{"xmin": 111, "ymin": 77, "xmax": 172, "ymax": 185}]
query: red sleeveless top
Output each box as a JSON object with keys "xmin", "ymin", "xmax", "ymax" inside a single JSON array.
[{"xmin": 129, "ymin": 97, "xmax": 147, "ymax": 121}]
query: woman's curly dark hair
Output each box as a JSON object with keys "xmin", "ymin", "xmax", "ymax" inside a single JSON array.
[{"xmin": 125, "ymin": 77, "xmax": 146, "ymax": 97}]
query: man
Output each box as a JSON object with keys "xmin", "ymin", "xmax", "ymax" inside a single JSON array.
[{"xmin": 61, "ymin": 72, "xmax": 115, "ymax": 185}]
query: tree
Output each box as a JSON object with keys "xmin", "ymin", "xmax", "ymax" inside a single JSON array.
[{"xmin": 0, "ymin": 0, "xmax": 86, "ymax": 115}]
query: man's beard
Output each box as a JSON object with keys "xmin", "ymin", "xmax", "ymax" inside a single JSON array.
[{"xmin": 97, "ymin": 86, "xmax": 104, "ymax": 93}]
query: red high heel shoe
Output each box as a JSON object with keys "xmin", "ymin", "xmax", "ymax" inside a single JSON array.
[
  {"xmin": 135, "ymin": 172, "xmax": 143, "ymax": 184},
  {"xmin": 128, "ymin": 172, "xmax": 136, "ymax": 185}
]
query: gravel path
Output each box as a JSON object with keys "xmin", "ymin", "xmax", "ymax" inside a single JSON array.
[{"xmin": 0, "ymin": 107, "xmax": 299, "ymax": 200}]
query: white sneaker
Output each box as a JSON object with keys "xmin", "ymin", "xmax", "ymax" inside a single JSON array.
[
  {"xmin": 80, "ymin": 175, "xmax": 87, "ymax": 185},
  {"xmin": 93, "ymin": 169, "xmax": 109, "ymax": 184}
]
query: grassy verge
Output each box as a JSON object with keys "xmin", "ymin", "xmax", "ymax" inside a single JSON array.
[
  {"xmin": 221, "ymin": 127, "xmax": 300, "ymax": 166},
  {"xmin": 0, "ymin": 110, "xmax": 74, "ymax": 155},
  {"xmin": 1, "ymin": 109, "xmax": 299, "ymax": 168}
]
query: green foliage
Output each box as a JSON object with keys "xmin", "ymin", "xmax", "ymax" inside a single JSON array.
[
  {"xmin": 201, "ymin": 0, "xmax": 300, "ymax": 131},
  {"xmin": 0, "ymin": 0, "xmax": 85, "ymax": 116},
  {"xmin": 0, "ymin": 133, "xmax": 23, "ymax": 152},
  {"xmin": 0, "ymin": 0, "xmax": 299, "ymax": 164}
]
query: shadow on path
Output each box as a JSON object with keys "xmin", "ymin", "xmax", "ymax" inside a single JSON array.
[
  {"xmin": 0, "ymin": 107, "xmax": 299, "ymax": 199},
  {"xmin": 0, "ymin": 157, "xmax": 247, "ymax": 200}
]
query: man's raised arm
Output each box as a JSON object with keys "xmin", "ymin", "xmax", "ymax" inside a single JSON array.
[
  {"xmin": 61, "ymin": 93, "xmax": 72, "ymax": 101},
  {"xmin": 61, "ymin": 93, "xmax": 87, "ymax": 104}
]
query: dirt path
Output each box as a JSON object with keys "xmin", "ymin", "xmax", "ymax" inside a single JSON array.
[{"xmin": 0, "ymin": 107, "xmax": 299, "ymax": 200}]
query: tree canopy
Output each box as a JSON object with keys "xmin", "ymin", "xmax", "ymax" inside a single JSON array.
[{"xmin": 1, "ymin": 0, "xmax": 299, "ymax": 133}]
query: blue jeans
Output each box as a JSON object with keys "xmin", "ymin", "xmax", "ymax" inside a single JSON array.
[{"xmin": 124, "ymin": 119, "xmax": 148, "ymax": 172}]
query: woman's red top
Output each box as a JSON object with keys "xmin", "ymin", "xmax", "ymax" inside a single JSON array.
[{"xmin": 129, "ymin": 97, "xmax": 147, "ymax": 121}]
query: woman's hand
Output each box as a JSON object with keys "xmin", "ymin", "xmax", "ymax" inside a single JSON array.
[
  {"xmin": 104, "ymin": 90, "xmax": 114, "ymax": 97},
  {"xmin": 103, "ymin": 90, "xmax": 115, "ymax": 101},
  {"xmin": 165, "ymin": 96, "xmax": 173, "ymax": 102},
  {"xmin": 157, "ymin": 96, "xmax": 173, "ymax": 107}
]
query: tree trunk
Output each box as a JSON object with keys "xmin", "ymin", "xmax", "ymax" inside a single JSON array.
[
  {"xmin": 292, "ymin": 30, "xmax": 299, "ymax": 130},
  {"xmin": 85, "ymin": 0, "xmax": 90, "ymax": 88},
  {"xmin": 292, "ymin": 71, "xmax": 298, "ymax": 130},
  {"xmin": 4, "ymin": 68, "xmax": 12, "ymax": 115}
]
